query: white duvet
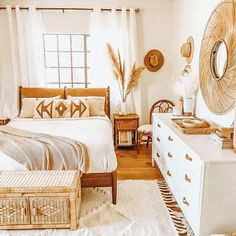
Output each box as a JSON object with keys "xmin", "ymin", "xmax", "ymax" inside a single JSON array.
[{"xmin": 0, "ymin": 116, "xmax": 117, "ymax": 173}]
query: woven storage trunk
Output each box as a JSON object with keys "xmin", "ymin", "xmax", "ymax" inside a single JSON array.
[{"xmin": 0, "ymin": 170, "xmax": 80, "ymax": 230}]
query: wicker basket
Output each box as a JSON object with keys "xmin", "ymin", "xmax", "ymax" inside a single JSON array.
[{"xmin": 0, "ymin": 170, "xmax": 80, "ymax": 230}]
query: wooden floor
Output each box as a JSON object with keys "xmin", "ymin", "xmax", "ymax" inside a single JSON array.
[{"xmin": 116, "ymin": 144, "xmax": 163, "ymax": 180}]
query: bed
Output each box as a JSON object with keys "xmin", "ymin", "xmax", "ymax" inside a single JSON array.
[{"xmin": 0, "ymin": 86, "xmax": 117, "ymax": 204}]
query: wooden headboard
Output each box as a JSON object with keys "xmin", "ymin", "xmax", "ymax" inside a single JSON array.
[
  {"xmin": 65, "ymin": 87, "xmax": 110, "ymax": 118},
  {"xmin": 19, "ymin": 86, "xmax": 110, "ymax": 118}
]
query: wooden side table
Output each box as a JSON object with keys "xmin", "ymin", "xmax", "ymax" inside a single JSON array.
[
  {"xmin": 0, "ymin": 118, "xmax": 10, "ymax": 125},
  {"xmin": 113, "ymin": 114, "xmax": 139, "ymax": 150}
]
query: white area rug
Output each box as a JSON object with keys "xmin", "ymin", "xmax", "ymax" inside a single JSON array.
[{"xmin": 0, "ymin": 180, "xmax": 177, "ymax": 236}]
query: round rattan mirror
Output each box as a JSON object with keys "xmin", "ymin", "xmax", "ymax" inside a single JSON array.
[
  {"xmin": 199, "ymin": 1, "xmax": 236, "ymax": 114},
  {"xmin": 211, "ymin": 40, "xmax": 228, "ymax": 80}
]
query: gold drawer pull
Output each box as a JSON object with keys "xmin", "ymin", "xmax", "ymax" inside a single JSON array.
[
  {"xmin": 185, "ymin": 154, "xmax": 192, "ymax": 162},
  {"xmin": 157, "ymin": 123, "xmax": 161, "ymax": 128},
  {"xmin": 156, "ymin": 137, "xmax": 160, "ymax": 142},
  {"xmin": 167, "ymin": 152, "xmax": 173, "ymax": 158},
  {"xmin": 156, "ymin": 152, "xmax": 160, "ymax": 158},
  {"xmin": 168, "ymin": 136, "xmax": 173, "ymax": 141},
  {"xmin": 185, "ymin": 174, "xmax": 191, "ymax": 183},
  {"xmin": 183, "ymin": 197, "xmax": 189, "ymax": 206},
  {"xmin": 167, "ymin": 170, "xmax": 172, "ymax": 177}
]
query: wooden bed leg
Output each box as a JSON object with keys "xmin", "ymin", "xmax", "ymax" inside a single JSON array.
[{"xmin": 112, "ymin": 171, "xmax": 117, "ymax": 204}]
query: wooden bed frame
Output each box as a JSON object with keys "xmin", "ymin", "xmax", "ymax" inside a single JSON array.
[{"xmin": 19, "ymin": 86, "xmax": 117, "ymax": 204}]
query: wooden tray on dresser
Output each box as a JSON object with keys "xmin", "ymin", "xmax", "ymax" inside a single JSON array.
[{"xmin": 171, "ymin": 118, "xmax": 217, "ymax": 135}]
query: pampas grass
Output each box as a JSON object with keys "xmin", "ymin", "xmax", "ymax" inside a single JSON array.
[
  {"xmin": 107, "ymin": 43, "xmax": 145, "ymax": 102},
  {"xmin": 173, "ymin": 70, "xmax": 199, "ymax": 99}
]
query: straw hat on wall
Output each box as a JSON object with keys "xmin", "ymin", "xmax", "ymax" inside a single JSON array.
[
  {"xmin": 144, "ymin": 49, "xmax": 164, "ymax": 72},
  {"xmin": 181, "ymin": 36, "xmax": 194, "ymax": 64}
]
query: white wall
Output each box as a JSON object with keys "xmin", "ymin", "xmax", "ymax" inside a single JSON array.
[
  {"xmin": 0, "ymin": 0, "xmax": 175, "ymax": 124},
  {"xmin": 173, "ymin": 0, "xmax": 234, "ymax": 127}
]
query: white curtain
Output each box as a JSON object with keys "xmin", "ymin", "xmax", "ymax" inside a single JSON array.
[
  {"xmin": 0, "ymin": 6, "xmax": 45, "ymax": 118},
  {"xmin": 90, "ymin": 8, "xmax": 142, "ymax": 120}
]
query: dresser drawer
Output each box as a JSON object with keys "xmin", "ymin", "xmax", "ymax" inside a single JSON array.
[
  {"xmin": 180, "ymin": 165, "xmax": 201, "ymax": 204},
  {"xmin": 152, "ymin": 144, "xmax": 164, "ymax": 172},
  {"xmin": 163, "ymin": 158, "xmax": 181, "ymax": 199},
  {"xmin": 177, "ymin": 191, "xmax": 200, "ymax": 234},
  {"xmin": 164, "ymin": 147, "xmax": 202, "ymax": 201},
  {"xmin": 117, "ymin": 119, "xmax": 138, "ymax": 130},
  {"xmin": 162, "ymin": 134, "xmax": 202, "ymax": 177}
]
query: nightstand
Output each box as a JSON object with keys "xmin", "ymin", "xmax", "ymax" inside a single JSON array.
[
  {"xmin": 113, "ymin": 114, "xmax": 139, "ymax": 150},
  {"xmin": 0, "ymin": 118, "xmax": 10, "ymax": 126}
]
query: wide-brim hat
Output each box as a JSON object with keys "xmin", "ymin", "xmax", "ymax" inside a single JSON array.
[
  {"xmin": 181, "ymin": 36, "xmax": 194, "ymax": 64},
  {"xmin": 144, "ymin": 49, "xmax": 164, "ymax": 72}
]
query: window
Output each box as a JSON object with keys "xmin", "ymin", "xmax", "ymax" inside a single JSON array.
[{"xmin": 43, "ymin": 33, "xmax": 90, "ymax": 88}]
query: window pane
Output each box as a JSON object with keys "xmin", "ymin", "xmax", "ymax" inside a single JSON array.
[
  {"xmin": 45, "ymin": 68, "xmax": 58, "ymax": 83},
  {"xmin": 60, "ymin": 68, "xmax": 71, "ymax": 82},
  {"xmin": 58, "ymin": 35, "xmax": 70, "ymax": 51},
  {"xmin": 45, "ymin": 52, "xmax": 58, "ymax": 67},
  {"xmin": 86, "ymin": 36, "xmax": 91, "ymax": 51},
  {"xmin": 59, "ymin": 52, "xmax": 71, "ymax": 67},
  {"xmin": 73, "ymin": 68, "xmax": 85, "ymax": 82},
  {"xmin": 72, "ymin": 35, "xmax": 84, "ymax": 51},
  {"xmin": 44, "ymin": 33, "xmax": 89, "ymax": 88},
  {"xmin": 44, "ymin": 35, "xmax": 57, "ymax": 51},
  {"xmin": 72, "ymin": 52, "xmax": 84, "ymax": 67},
  {"xmin": 73, "ymin": 83, "xmax": 84, "ymax": 88},
  {"xmin": 87, "ymin": 68, "xmax": 90, "ymax": 82},
  {"xmin": 46, "ymin": 83, "xmax": 60, "ymax": 88},
  {"xmin": 87, "ymin": 53, "xmax": 90, "ymax": 67}
]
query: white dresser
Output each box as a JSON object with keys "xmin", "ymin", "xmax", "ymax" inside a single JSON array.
[{"xmin": 152, "ymin": 113, "xmax": 236, "ymax": 236}]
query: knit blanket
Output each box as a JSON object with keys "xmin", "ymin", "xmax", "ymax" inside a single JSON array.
[{"xmin": 0, "ymin": 126, "xmax": 89, "ymax": 172}]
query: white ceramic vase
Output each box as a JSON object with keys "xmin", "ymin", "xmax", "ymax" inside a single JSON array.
[
  {"xmin": 118, "ymin": 101, "xmax": 127, "ymax": 115},
  {"xmin": 183, "ymin": 98, "xmax": 193, "ymax": 116}
]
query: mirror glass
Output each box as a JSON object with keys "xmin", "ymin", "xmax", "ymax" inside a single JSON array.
[{"xmin": 211, "ymin": 40, "xmax": 228, "ymax": 80}]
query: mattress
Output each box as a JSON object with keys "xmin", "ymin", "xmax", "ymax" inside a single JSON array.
[{"xmin": 0, "ymin": 116, "xmax": 117, "ymax": 173}]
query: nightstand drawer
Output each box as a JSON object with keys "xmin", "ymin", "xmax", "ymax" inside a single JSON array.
[{"xmin": 117, "ymin": 119, "xmax": 138, "ymax": 130}]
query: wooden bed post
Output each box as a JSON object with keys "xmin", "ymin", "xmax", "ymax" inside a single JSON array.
[
  {"xmin": 112, "ymin": 171, "xmax": 117, "ymax": 204},
  {"xmin": 81, "ymin": 171, "xmax": 117, "ymax": 205},
  {"xmin": 19, "ymin": 86, "xmax": 22, "ymax": 109},
  {"xmin": 107, "ymin": 86, "xmax": 110, "ymax": 118}
]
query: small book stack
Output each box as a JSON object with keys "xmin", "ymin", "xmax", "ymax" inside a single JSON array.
[{"xmin": 210, "ymin": 131, "xmax": 233, "ymax": 149}]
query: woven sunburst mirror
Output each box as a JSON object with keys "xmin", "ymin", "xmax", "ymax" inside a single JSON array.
[{"xmin": 199, "ymin": 0, "xmax": 236, "ymax": 114}]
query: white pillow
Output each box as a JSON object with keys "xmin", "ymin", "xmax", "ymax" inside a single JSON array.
[
  {"xmin": 19, "ymin": 98, "xmax": 35, "ymax": 118},
  {"xmin": 67, "ymin": 95, "xmax": 106, "ymax": 116}
]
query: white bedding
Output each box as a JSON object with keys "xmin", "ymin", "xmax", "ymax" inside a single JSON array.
[{"xmin": 0, "ymin": 116, "xmax": 117, "ymax": 173}]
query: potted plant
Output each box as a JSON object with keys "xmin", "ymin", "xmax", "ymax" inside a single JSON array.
[
  {"xmin": 107, "ymin": 44, "xmax": 145, "ymax": 115},
  {"xmin": 173, "ymin": 66, "xmax": 199, "ymax": 116}
]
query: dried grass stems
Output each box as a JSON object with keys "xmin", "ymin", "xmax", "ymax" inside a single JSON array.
[
  {"xmin": 173, "ymin": 68, "xmax": 199, "ymax": 99},
  {"xmin": 107, "ymin": 43, "xmax": 145, "ymax": 102}
]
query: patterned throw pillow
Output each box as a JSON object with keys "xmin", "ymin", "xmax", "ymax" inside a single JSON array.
[
  {"xmin": 34, "ymin": 98, "xmax": 89, "ymax": 119},
  {"xmin": 34, "ymin": 98, "xmax": 55, "ymax": 119},
  {"xmin": 69, "ymin": 98, "xmax": 89, "ymax": 118},
  {"xmin": 53, "ymin": 99, "xmax": 71, "ymax": 118},
  {"xmin": 67, "ymin": 96, "xmax": 106, "ymax": 116}
]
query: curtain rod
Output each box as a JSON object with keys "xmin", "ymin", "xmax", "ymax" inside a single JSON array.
[{"xmin": 0, "ymin": 6, "xmax": 140, "ymax": 13}]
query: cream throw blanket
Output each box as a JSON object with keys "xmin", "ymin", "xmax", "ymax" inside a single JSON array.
[{"xmin": 0, "ymin": 126, "xmax": 88, "ymax": 172}]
